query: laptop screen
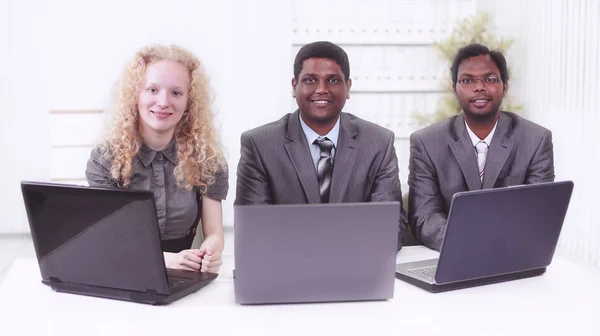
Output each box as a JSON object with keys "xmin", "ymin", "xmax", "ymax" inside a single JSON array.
[
  {"xmin": 22, "ymin": 184, "xmax": 151, "ymax": 259},
  {"xmin": 21, "ymin": 182, "xmax": 169, "ymax": 293}
]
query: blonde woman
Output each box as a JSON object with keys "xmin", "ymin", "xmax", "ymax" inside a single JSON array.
[{"xmin": 86, "ymin": 44, "xmax": 228, "ymax": 273}]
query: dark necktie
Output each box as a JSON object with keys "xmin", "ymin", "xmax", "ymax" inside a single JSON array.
[{"xmin": 315, "ymin": 137, "xmax": 334, "ymax": 203}]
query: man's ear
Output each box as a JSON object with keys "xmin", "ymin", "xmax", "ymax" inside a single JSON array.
[
  {"xmin": 502, "ymin": 81, "xmax": 509, "ymax": 97},
  {"xmin": 452, "ymin": 84, "xmax": 458, "ymax": 98},
  {"xmin": 291, "ymin": 77, "xmax": 297, "ymax": 98},
  {"xmin": 345, "ymin": 78, "xmax": 352, "ymax": 99}
]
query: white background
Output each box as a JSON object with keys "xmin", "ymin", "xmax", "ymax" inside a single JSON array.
[{"xmin": 1, "ymin": 0, "xmax": 598, "ymax": 269}]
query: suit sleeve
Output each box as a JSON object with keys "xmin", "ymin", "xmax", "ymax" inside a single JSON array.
[
  {"xmin": 525, "ymin": 130, "xmax": 555, "ymax": 184},
  {"xmin": 85, "ymin": 147, "xmax": 118, "ymax": 188},
  {"xmin": 407, "ymin": 133, "xmax": 447, "ymax": 251},
  {"xmin": 234, "ymin": 132, "xmax": 273, "ymax": 205},
  {"xmin": 367, "ymin": 131, "xmax": 408, "ymax": 250}
]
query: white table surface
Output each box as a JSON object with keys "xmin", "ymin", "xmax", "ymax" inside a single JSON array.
[{"xmin": 1, "ymin": 246, "xmax": 599, "ymax": 336}]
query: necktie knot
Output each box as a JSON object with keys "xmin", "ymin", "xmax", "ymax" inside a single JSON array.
[
  {"xmin": 315, "ymin": 137, "xmax": 334, "ymax": 153},
  {"xmin": 475, "ymin": 141, "xmax": 488, "ymax": 154}
]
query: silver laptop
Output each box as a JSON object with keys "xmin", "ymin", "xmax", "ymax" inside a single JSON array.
[
  {"xmin": 396, "ymin": 181, "xmax": 574, "ymax": 292},
  {"xmin": 233, "ymin": 202, "xmax": 400, "ymax": 304}
]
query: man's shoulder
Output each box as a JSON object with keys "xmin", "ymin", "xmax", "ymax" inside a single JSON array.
[
  {"xmin": 411, "ymin": 114, "xmax": 457, "ymax": 141},
  {"xmin": 241, "ymin": 113, "xmax": 292, "ymax": 141},
  {"xmin": 343, "ymin": 112, "xmax": 395, "ymax": 139},
  {"xmin": 503, "ymin": 111, "xmax": 551, "ymax": 136}
]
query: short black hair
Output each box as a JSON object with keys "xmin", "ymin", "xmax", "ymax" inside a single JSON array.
[
  {"xmin": 293, "ymin": 41, "xmax": 350, "ymax": 81},
  {"xmin": 450, "ymin": 43, "xmax": 509, "ymax": 87}
]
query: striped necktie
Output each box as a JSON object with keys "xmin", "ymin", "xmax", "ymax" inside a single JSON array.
[
  {"xmin": 315, "ymin": 138, "xmax": 334, "ymax": 203},
  {"xmin": 475, "ymin": 140, "xmax": 489, "ymax": 183}
]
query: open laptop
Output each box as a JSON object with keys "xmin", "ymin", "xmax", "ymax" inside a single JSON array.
[
  {"xmin": 396, "ymin": 181, "xmax": 574, "ymax": 293},
  {"xmin": 20, "ymin": 181, "xmax": 217, "ymax": 305},
  {"xmin": 233, "ymin": 201, "xmax": 400, "ymax": 304}
]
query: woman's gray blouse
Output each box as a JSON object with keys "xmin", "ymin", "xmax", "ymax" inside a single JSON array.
[{"xmin": 85, "ymin": 140, "xmax": 228, "ymax": 240}]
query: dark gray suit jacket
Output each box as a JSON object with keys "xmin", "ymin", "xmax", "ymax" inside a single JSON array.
[
  {"xmin": 408, "ymin": 112, "xmax": 555, "ymax": 250},
  {"xmin": 235, "ymin": 110, "xmax": 408, "ymax": 248}
]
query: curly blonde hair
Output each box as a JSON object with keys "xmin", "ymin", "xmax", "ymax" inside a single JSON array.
[{"xmin": 101, "ymin": 44, "xmax": 226, "ymax": 192}]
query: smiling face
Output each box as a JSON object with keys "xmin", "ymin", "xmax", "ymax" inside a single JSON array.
[
  {"xmin": 454, "ymin": 54, "xmax": 508, "ymax": 121},
  {"xmin": 292, "ymin": 57, "xmax": 351, "ymax": 135},
  {"xmin": 137, "ymin": 60, "xmax": 190, "ymax": 140}
]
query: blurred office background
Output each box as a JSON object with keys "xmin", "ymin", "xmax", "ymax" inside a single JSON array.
[{"xmin": 1, "ymin": 0, "xmax": 598, "ymax": 270}]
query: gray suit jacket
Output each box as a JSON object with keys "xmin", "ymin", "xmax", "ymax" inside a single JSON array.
[
  {"xmin": 408, "ymin": 112, "xmax": 555, "ymax": 250},
  {"xmin": 235, "ymin": 110, "xmax": 408, "ymax": 248}
]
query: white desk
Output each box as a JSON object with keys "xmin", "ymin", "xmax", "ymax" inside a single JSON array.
[{"xmin": 1, "ymin": 247, "xmax": 599, "ymax": 336}]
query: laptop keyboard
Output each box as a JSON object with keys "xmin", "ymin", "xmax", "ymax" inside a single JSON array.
[
  {"xmin": 167, "ymin": 276, "xmax": 189, "ymax": 290},
  {"xmin": 407, "ymin": 266, "xmax": 437, "ymax": 280}
]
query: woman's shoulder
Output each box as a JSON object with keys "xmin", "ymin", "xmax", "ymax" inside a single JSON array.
[
  {"xmin": 88, "ymin": 144, "xmax": 115, "ymax": 169},
  {"xmin": 203, "ymin": 160, "xmax": 229, "ymax": 199}
]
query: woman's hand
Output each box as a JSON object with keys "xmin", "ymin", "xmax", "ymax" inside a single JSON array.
[
  {"xmin": 197, "ymin": 235, "xmax": 224, "ymax": 273},
  {"xmin": 163, "ymin": 250, "xmax": 203, "ymax": 271}
]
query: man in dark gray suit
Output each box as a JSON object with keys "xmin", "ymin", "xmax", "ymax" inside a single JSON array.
[
  {"xmin": 235, "ymin": 41, "xmax": 408, "ymax": 249},
  {"xmin": 409, "ymin": 43, "xmax": 555, "ymax": 250}
]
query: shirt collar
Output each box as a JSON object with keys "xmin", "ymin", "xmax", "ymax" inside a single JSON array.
[
  {"xmin": 299, "ymin": 114, "xmax": 340, "ymax": 148},
  {"xmin": 137, "ymin": 138, "xmax": 178, "ymax": 167},
  {"xmin": 465, "ymin": 119, "xmax": 498, "ymax": 147}
]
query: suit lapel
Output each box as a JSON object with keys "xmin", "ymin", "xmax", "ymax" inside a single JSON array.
[
  {"xmin": 482, "ymin": 112, "xmax": 515, "ymax": 189},
  {"xmin": 329, "ymin": 113, "xmax": 358, "ymax": 203},
  {"xmin": 284, "ymin": 110, "xmax": 321, "ymax": 203},
  {"xmin": 449, "ymin": 114, "xmax": 482, "ymax": 191}
]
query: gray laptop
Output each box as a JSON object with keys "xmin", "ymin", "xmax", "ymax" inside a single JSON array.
[
  {"xmin": 234, "ymin": 202, "xmax": 400, "ymax": 304},
  {"xmin": 396, "ymin": 181, "xmax": 574, "ymax": 292},
  {"xmin": 21, "ymin": 181, "xmax": 217, "ymax": 305}
]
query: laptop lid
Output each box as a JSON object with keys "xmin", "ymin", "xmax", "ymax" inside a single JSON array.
[
  {"xmin": 233, "ymin": 201, "xmax": 399, "ymax": 304},
  {"xmin": 21, "ymin": 181, "xmax": 170, "ymax": 295},
  {"xmin": 435, "ymin": 181, "xmax": 574, "ymax": 284}
]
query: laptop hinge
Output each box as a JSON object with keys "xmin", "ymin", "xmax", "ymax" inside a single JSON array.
[
  {"xmin": 49, "ymin": 277, "xmax": 61, "ymax": 283},
  {"xmin": 145, "ymin": 289, "xmax": 158, "ymax": 295}
]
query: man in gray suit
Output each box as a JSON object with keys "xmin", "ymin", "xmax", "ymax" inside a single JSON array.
[
  {"xmin": 409, "ymin": 43, "xmax": 554, "ymax": 250},
  {"xmin": 235, "ymin": 41, "xmax": 408, "ymax": 249}
]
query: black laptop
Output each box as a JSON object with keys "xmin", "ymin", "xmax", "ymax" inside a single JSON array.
[
  {"xmin": 396, "ymin": 181, "xmax": 574, "ymax": 292},
  {"xmin": 21, "ymin": 181, "xmax": 217, "ymax": 305}
]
